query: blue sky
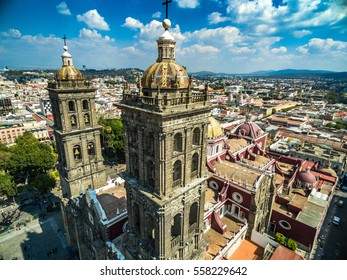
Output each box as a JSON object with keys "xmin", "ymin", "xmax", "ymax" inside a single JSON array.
[{"xmin": 0, "ymin": 0, "xmax": 346, "ymax": 73}]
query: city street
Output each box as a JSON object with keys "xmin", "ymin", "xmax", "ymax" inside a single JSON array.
[{"xmin": 313, "ymin": 190, "xmax": 347, "ymax": 260}]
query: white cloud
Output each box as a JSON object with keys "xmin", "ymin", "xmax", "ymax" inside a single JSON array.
[
  {"xmin": 177, "ymin": 0, "xmax": 200, "ymax": 9},
  {"xmin": 79, "ymin": 28, "xmax": 115, "ymax": 43},
  {"xmin": 181, "ymin": 44, "xmax": 220, "ymax": 54},
  {"xmin": 271, "ymin": 46, "xmax": 287, "ymax": 54},
  {"xmin": 152, "ymin": 12, "xmax": 161, "ymax": 19},
  {"xmin": 1, "ymin": 28, "xmax": 21, "ymax": 38},
  {"xmin": 293, "ymin": 30, "xmax": 312, "ymax": 38},
  {"xmin": 208, "ymin": 12, "xmax": 230, "ymax": 25},
  {"xmin": 77, "ymin": 10, "xmax": 110, "ymax": 31},
  {"xmin": 122, "ymin": 17, "xmax": 144, "ymax": 30},
  {"xmin": 296, "ymin": 46, "xmax": 308, "ymax": 54},
  {"xmin": 56, "ymin": 2, "xmax": 71, "ymax": 16}
]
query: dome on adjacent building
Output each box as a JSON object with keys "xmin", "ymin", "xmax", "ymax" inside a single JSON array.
[
  {"xmin": 233, "ymin": 122, "xmax": 263, "ymax": 138},
  {"xmin": 141, "ymin": 19, "xmax": 189, "ymax": 90},
  {"xmin": 55, "ymin": 46, "xmax": 83, "ymax": 81},
  {"xmin": 208, "ymin": 117, "xmax": 224, "ymax": 139},
  {"xmin": 297, "ymin": 167, "xmax": 316, "ymax": 185}
]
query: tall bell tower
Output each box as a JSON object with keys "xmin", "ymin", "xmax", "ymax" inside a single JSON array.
[
  {"xmin": 47, "ymin": 40, "xmax": 106, "ymax": 198},
  {"xmin": 119, "ymin": 8, "xmax": 212, "ymax": 260}
]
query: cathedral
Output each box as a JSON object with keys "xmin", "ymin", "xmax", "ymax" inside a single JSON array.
[{"xmin": 47, "ymin": 3, "xmax": 338, "ymax": 261}]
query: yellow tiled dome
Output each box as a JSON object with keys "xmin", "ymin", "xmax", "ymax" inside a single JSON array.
[
  {"xmin": 142, "ymin": 61, "xmax": 189, "ymax": 89},
  {"xmin": 55, "ymin": 65, "xmax": 83, "ymax": 81}
]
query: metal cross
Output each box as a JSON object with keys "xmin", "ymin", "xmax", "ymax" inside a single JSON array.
[
  {"xmin": 162, "ymin": 0, "xmax": 172, "ymax": 19},
  {"xmin": 62, "ymin": 34, "xmax": 67, "ymax": 46}
]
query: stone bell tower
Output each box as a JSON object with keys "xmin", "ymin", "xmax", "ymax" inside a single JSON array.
[
  {"xmin": 119, "ymin": 12, "xmax": 213, "ymax": 260},
  {"xmin": 47, "ymin": 38, "xmax": 107, "ymax": 247},
  {"xmin": 47, "ymin": 40, "xmax": 106, "ymax": 198}
]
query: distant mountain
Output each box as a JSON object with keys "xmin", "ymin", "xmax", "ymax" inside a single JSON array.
[
  {"xmin": 251, "ymin": 69, "xmax": 336, "ymax": 76},
  {"xmin": 190, "ymin": 69, "xmax": 347, "ymax": 79}
]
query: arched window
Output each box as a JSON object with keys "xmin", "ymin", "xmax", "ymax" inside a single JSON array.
[
  {"xmin": 146, "ymin": 215, "xmax": 155, "ymax": 248},
  {"xmin": 173, "ymin": 160, "xmax": 182, "ymax": 182},
  {"xmin": 131, "ymin": 153, "xmax": 139, "ymax": 178},
  {"xmin": 73, "ymin": 145, "xmax": 82, "ymax": 160},
  {"xmin": 146, "ymin": 160, "xmax": 155, "ymax": 187},
  {"xmin": 70, "ymin": 115, "xmax": 77, "ymax": 128},
  {"xmin": 145, "ymin": 133, "xmax": 154, "ymax": 154},
  {"xmin": 82, "ymin": 100, "xmax": 89, "ymax": 110},
  {"xmin": 171, "ymin": 214, "xmax": 181, "ymax": 238},
  {"xmin": 192, "ymin": 128, "xmax": 200, "ymax": 145},
  {"xmin": 189, "ymin": 202, "xmax": 198, "ymax": 226},
  {"xmin": 173, "ymin": 133, "xmax": 182, "ymax": 152},
  {"xmin": 133, "ymin": 203, "xmax": 141, "ymax": 233},
  {"xmin": 84, "ymin": 113, "xmax": 90, "ymax": 125},
  {"xmin": 87, "ymin": 142, "xmax": 95, "ymax": 156},
  {"xmin": 191, "ymin": 153, "xmax": 199, "ymax": 173},
  {"xmin": 68, "ymin": 101, "xmax": 75, "ymax": 112}
]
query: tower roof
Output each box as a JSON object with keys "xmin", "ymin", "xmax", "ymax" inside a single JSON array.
[
  {"xmin": 55, "ymin": 45, "xmax": 83, "ymax": 81},
  {"xmin": 208, "ymin": 117, "xmax": 224, "ymax": 139},
  {"xmin": 141, "ymin": 18, "xmax": 189, "ymax": 90}
]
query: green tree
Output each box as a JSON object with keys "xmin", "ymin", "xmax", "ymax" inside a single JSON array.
[
  {"xmin": 275, "ymin": 232, "xmax": 286, "ymax": 245},
  {"xmin": 0, "ymin": 172, "xmax": 17, "ymax": 197},
  {"xmin": 28, "ymin": 173, "xmax": 56, "ymax": 194},
  {"xmin": 0, "ymin": 142, "xmax": 11, "ymax": 172},
  {"xmin": 98, "ymin": 118, "xmax": 125, "ymax": 158},
  {"xmin": 7, "ymin": 132, "xmax": 57, "ymax": 182},
  {"xmin": 287, "ymin": 238, "xmax": 298, "ymax": 251}
]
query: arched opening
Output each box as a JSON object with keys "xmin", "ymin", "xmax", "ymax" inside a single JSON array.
[
  {"xmin": 173, "ymin": 160, "xmax": 182, "ymax": 184},
  {"xmin": 145, "ymin": 132, "xmax": 154, "ymax": 154},
  {"xmin": 73, "ymin": 145, "xmax": 82, "ymax": 160},
  {"xmin": 192, "ymin": 128, "xmax": 200, "ymax": 145},
  {"xmin": 70, "ymin": 115, "xmax": 77, "ymax": 128},
  {"xmin": 84, "ymin": 113, "xmax": 90, "ymax": 125},
  {"xmin": 82, "ymin": 100, "xmax": 89, "ymax": 110},
  {"xmin": 147, "ymin": 215, "xmax": 155, "ymax": 248},
  {"xmin": 133, "ymin": 203, "xmax": 141, "ymax": 233},
  {"xmin": 191, "ymin": 153, "xmax": 199, "ymax": 173},
  {"xmin": 146, "ymin": 160, "xmax": 155, "ymax": 188},
  {"xmin": 68, "ymin": 101, "xmax": 75, "ymax": 112},
  {"xmin": 174, "ymin": 133, "xmax": 183, "ymax": 152},
  {"xmin": 171, "ymin": 214, "xmax": 181, "ymax": 238},
  {"xmin": 87, "ymin": 142, "xmax": 95, "ymax": 157},
  {"xmin": 189, "ymin": 202, "xmax": 198, "ymax": 226}
]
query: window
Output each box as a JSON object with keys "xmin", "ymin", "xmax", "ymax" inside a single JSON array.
[
  {"xmin": 232, "ymin": 192, "xmax": 243, "ymax": 203},
  {"xmin": 173, "ymin": 160, "xmax": 182, "ymax": 182},
  {"xmin": 84, "ymin": 113, "xmax": 90, "ymax": 125},
  {"xmin": 279, "ymin": 220, "xmax": 291, "ymax": 230},
  {"xmin": 82, "ymin": 100, "xmax": 89, "ymax": 110},
  {"xmin": 191, "ymin": 153, "xmax": 199, "ymax": 172},
  {"xmin": 73, "ymin": 145, "xmax": 82, "ymax": 160},
  {"xmin": 87, "ymin": 142, "xmax": 95, "ymax": 156},
  {"xmin": 146, "ymin": 160, "xmax": 155, "ymax": 187},
  {"xmin": 174, "ymin": 133, "xmax": 183, "ymax": 152},
  {"xmin": 189, "ymin": 202, "xmax": 198, "ymax": 226},
  {"xmin": 133, "ymin": 203, "xmax": 141, "ymax": 233},
  {"xmin": 192, "ymin": 128, "xmax": 200, "ymax": 145},
  {"xmin": 70, "ymin": 115, "xmax": 77, "ymax": 128},
  {"xmin": 68, "ymin": 101, "xmax": 75, "ymax": 112},
  {"xmin": 171, "ymin": 214, "xmax": 181, "ymax": 238}
]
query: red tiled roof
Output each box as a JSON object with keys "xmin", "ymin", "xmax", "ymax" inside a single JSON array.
[{"xmin": 270, "ymin": 245, "xmax": 304, "ymax": 260}]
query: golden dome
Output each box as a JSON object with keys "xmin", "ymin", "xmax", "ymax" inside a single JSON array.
[
  {"xmin": 208, "ymin": 117, "xmax": 224, "ymax": 139},
  {"xmin": 142, "ymin": 60, "xmax": 189, "ymax": 89},
  {"xmin": 55, "ymin": 65, "xmax": 83, "ymax": 81}
]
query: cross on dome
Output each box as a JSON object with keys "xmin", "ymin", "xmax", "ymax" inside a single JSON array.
[{"xmin": 162, "ymin": 0, "xmax": 172, "ymax": 19}]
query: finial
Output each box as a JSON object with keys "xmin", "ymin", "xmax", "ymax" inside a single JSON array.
[
  {"xmin": 162, "ymin": 0, "xmax": 172, "ymax": 19},
  {"xmin": 62, "ymin": 34, "xmax": 67, "ymax": 47}
]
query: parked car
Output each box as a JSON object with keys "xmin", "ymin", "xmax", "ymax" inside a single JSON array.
[
  {"xmin": 333, "ymin": 216, "xmax": 340, "ymax": 226},
  {"xmin": 338, "ymin": 200, "xmax": 344, "ymax": 207}
]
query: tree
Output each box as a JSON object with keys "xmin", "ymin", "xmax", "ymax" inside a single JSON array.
[
  {"xmin": 287, "ymin": 238, "xmax": 298, "ymax": 251},
  {"xmin": 0, "ymin": 143, "xmax": 11, "ymax": 172},
  {"xmin": 7, "ymin": 132, "xmax": 57, "ymax": 182},
  {"xmin": 275, "ymin": 232, "xmax": 286, "ymax": 245},
  {"xmin": 98, "ymin": 118, "xmax": 125, "ymax": 159},
  {"xmin": 0, "ymin": 172, "xmax": 17, "ymax": 197},
  {"xmin": 28, "ymin": 173, "xmax": 56, "ymax": 194}
]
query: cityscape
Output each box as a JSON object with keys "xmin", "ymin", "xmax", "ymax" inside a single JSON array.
[{"xmin": 0, "ymin": 0, "xmax": 347, "ymax": 263}]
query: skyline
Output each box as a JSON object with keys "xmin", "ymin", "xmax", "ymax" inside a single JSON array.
[{"xmin": 0, "ymin": 0, "xmax": 347, "ymax": 73}]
